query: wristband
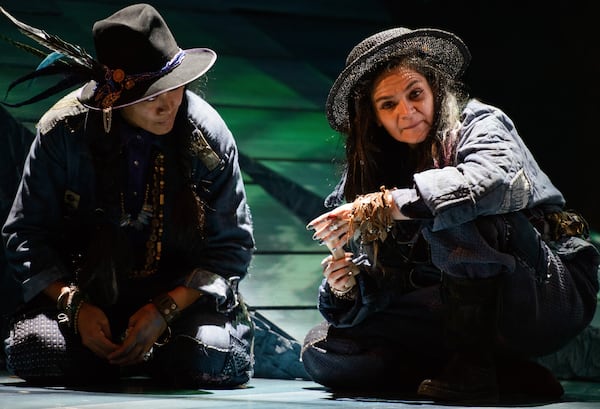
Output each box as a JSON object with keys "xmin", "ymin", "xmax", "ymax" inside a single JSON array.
[{"xmin": 152, "ymin": 292, "xmax": 180, "ymax": 324}]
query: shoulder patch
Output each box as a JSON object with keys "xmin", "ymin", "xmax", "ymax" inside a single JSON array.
[
  {"xmin": 500, "ymin": 168, "xmax": 531, "ymax": 212},
  {"xmin": 37, "ymin": 89, "xmax": 88, "ymax": 135},
  {"xmin": 189, "ymin": 119, "xmax": 221, "ymax": 171}
]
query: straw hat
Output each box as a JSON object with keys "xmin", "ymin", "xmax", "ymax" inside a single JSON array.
[{"xmin": 326, "ymin": 27, "xmax": 471, "ymax": 132}]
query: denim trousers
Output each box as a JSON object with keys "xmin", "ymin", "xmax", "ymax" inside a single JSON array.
[
  {"xmin": 302, "ymin": 211, "xmax": 599, "ymax": 390},
  {"xmin": 4, "ymin": 296, "xmax": 254, "ymax": 388}
]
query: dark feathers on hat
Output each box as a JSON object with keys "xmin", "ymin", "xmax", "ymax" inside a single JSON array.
[{"xmin": 0, "ymin": 4, "xmax": 216, "ymax": 110}]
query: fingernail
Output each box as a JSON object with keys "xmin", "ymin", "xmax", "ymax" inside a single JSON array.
[{"xmin": 306, "ymin": 223, "xmax": 314, "ymax": 230}]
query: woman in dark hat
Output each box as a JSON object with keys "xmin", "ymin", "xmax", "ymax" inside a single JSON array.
[
  {"xmin": 1, "ymin": 4, "xmax": 255, "ymax": 387},
  {"xmin": 302, "ymin": 27, "xmax": 600, "ymax": 404}
]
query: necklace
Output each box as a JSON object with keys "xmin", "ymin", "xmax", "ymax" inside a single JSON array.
[
  {"xmin": 120, "ymin": 183, "xmax": 152, "ymax": 230},
  {"xmin": 120, "ymin": 152, "xmax": 165, "ymax": 278}
]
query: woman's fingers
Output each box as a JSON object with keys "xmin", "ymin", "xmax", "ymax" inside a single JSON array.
[
  {"xmin": 311, "ymin": 218, "xmax": 350, "ymax": 254},
  {"xmin": 306, "ymin": 203, "xmax": 353, "ymax": 231},
  {"xmin": 323, "ymin": 256, "xmax": 359, "ymax": 291},
  {"xmin": 330, "ymin": 268, "xmax": 357, "ymax": 291}
]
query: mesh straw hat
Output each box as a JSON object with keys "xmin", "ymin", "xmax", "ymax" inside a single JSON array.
[
  {"xmin": 78, "ymin": 3, "xmax": 216, "ymax": 110},
  {"xmin": 326, "ymin": 27, "xmax": 471, "ymax": 132}
]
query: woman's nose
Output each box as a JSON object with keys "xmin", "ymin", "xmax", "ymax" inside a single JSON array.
[{"xmin": 396, "ymin": 99, "xmax": 414, "ymax": 117}]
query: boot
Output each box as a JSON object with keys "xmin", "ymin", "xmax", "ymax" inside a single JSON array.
[
  {"xmin": 496, "ymin": 356, "xmax": 564, "ymax": 402},
  {"xmin": 417, "ymin": 275, "xmax": 500, "ymax": 404}
]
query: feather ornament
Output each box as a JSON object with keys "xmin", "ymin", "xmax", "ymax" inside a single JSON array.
[{"xmin": 0, "ymin": 6, "xmax": 105, "ymax": 107}]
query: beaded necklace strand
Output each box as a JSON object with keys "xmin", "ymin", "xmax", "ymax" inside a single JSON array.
[{"xmin": 119, "ymin": 152, "xmax": 165, "ymax": 278}]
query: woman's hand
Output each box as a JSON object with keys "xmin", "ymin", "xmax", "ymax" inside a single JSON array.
[
  {"xmin": 307, "ymin": 203, "xmax": 354, "ymax": 259},
  {"xmin": 321, "ymin": 252, "xmax": 359, "ymax": 293},
  {"xmin": 107, "ymin": 303, "xmax": 167, "ymax": 366}
]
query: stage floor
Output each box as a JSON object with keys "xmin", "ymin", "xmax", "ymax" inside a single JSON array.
[
  {"xmin": 1, "ymin": 2, "xmax": 600, "ymax": 408},
  {"xmin": 1, "ymin": 371, "xmax": 600, "ymax": 409}
]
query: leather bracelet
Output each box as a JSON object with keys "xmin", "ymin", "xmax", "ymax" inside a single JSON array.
[{"xmin": 151, "ymin": 292, "xmax": 180, "ymax": 324}]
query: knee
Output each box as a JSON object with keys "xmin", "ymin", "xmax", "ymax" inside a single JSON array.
[
  {"xmin": 301, "ymin": 343, "xmax": 340, "ymax": 387},
  {"xmin": 301, "ymin": 322, "xmax": 367, "ymax": 388},
  {"xmin": 154, "ymin": 333, "xmax": 252, "ymax": 388},
  {"xmin": 5, "ymin": 315, "xmax": 66, "ymax": 380},
  {"xmin": 474, "ymin": 214, "xmax": 511, "ymax": 251}
]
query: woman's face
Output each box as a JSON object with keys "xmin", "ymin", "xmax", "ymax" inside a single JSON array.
[
  {"xmin": 120, "ymin": 86, "xmax": 185, "ymax": 135},
  {"xmin": 370, "ymin": 67, "xmax": 434, "ymax": 147}
]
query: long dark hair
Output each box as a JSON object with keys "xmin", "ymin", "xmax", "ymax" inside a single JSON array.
[
  {"xmin": 342, "ymin": 55, "xmax": 468, "ymax": 201},
  {"xmin": 72, "ymin": 108, "xmax": 125, "ymax": 306},
  {"xmin": 77, "ymin": 92, "xmax": 205, "ymax": 306}
]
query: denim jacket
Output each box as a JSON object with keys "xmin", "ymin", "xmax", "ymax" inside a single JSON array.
[
  {"xmin": 2, "ymin": 89, "xmax": 254, "ymax": 312},
  {"xmin": 412, "ymin": 99, "xmax": 565, "ymax": 231}
]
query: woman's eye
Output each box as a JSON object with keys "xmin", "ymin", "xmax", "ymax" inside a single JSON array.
[
  {"xmin": 380, "ymin": 101, "xmax": 395, "ymax": 110},
  {"xmin": 410, "ymin": 89, "xmax": 422, "ymax": 99}
]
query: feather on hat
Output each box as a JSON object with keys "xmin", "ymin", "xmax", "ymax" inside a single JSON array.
[{"xmin": 0, "ymin": 4, "xmax": 216, "ymax": 111}]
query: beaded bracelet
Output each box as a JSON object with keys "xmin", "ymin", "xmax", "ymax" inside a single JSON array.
[
  {"xmin": 151, "ymin": 292, "xmax": 180, "ymax": 324},
  {"xmin": 61, "ymin": 286, "xmax": 86, "ymax": 335},
  {"xmin": 330, "ymin": 284, "xmax": 358, "ymax": 301}
]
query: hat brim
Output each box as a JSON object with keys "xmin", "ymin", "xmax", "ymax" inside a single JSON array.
[
  {"xmin": 78, "ymin": 47, "xmax": 217, "ymax": 110},
  {"xmin": 326, "ymin": 28, "xmax": 471, "ymax": 132}
]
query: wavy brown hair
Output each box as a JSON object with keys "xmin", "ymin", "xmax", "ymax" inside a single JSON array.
[{"xmin": 342, "ymin": 55, "xmax": 468, "ymax": 201}]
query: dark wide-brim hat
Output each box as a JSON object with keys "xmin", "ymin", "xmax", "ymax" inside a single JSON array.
[
  {"xmin": 78, "ymin": 3, "xmax": 216, "ymax": 110},
  {"xmin": 326, "ymin": 27, "xmax": 471, "ymax": 132}
]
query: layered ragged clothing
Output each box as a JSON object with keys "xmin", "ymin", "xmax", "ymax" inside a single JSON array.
[
  {"xmin": 2, "ymin": 89, "xmax": 256, "ymax": 386},
  {"xmin": 302, "ymin": 99, "xmax": 599, "ymax": 393}
]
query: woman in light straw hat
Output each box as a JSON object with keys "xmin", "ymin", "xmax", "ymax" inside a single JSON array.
[
  {"xmin": 1, "ymin": 4, "xmax": 255, "ymax": 387},
  {"xmin": 303, "ymin": 27, "xmax": 599, "ymax": 404}
]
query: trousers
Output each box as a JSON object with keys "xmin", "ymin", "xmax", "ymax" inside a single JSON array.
[
  {"xmin": 302, "ymin": 211, "xmax": 599, "ymax": 389},
  {"xmin": 4, "ymin": 296, "xmax": 254, "ymax": 388}
]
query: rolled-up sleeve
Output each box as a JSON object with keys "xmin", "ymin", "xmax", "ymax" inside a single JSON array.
[
  {"xmin": 413, "ymin": 100, "xmax": 564, "ymax": 231},
  {"xmin": 183, "ymin": 92, "xmax": 254, "ymax": 309}
]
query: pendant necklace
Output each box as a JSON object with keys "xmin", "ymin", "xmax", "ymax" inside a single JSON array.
[{"xmin": 120, "ymin": 182, "xmax": 153, "ymax": 230}]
